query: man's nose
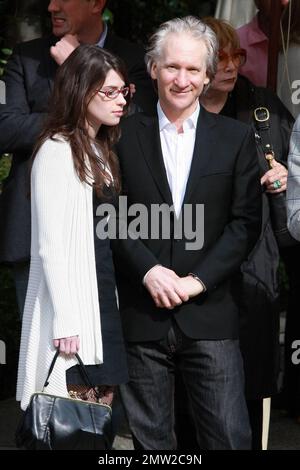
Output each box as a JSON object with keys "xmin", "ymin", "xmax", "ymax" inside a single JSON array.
[
  {"xmin": 174, "ymin": 70, "xmax": 190, "ymax": 88},
  {"xmin": 48, "ymin": 0, "xmax": 60, "ymax": 12}
]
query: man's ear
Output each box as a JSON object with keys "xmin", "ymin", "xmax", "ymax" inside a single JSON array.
[
  {"xmin": 203, "ymin": 77, "xmax": 210, "ymax": 85},
  {"xmin": 150, "ymin": 63, "xmax": 158, "ymax": 80},
  {"xmin": 92, "ymin": 0, "xmax": 107, "ymax": 14}
]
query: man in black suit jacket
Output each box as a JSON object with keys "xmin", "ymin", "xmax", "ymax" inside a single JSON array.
[
  {"xmin": 112, "ymin": 16, "xmax": 262, "ymax": 449},
  {"xmin": 0, "ymin": 0, "xmax": 155, "ymax": 313}
]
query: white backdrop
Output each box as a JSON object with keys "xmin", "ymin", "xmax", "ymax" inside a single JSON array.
[{"xmin": 215, "ymin": 0, "xmax": 257, "ymax": 28}]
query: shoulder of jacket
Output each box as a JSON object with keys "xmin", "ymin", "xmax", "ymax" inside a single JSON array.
[
  {"xmin": 15, "ymin": 36, "xmax": 53, "ymax": 53},
  {"xmin": 121, "ymin": 111, "xmax": 154, "ymax": 129}
]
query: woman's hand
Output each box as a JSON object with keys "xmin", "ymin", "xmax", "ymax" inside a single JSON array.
[
  {"xmin": 53, "ymin": 335, "xmax": 80, "ymax": 356},
  {"xmin": 261, "ymin": 160, "xmax": 288, "ymax": 193}
]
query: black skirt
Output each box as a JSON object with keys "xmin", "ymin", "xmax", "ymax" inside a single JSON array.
[{"xmin": 66, "ymin": 190, "xmax": 128, "ymax": 386}]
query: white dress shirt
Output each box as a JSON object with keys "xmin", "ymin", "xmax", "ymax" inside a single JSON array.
[
  {"xmin": 143, "ymin": 103, "xmax": 205, "ymax": 290},
  {"xmin": 157, "ymin": 102, "xmax": 200, "ymax": 217}
]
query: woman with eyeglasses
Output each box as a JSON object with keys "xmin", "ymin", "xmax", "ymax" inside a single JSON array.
[
  {"xmin": 198, "ymin": 17, "xmax": 295, "ymax": 450},
  {"xmin": 16, "ymin": 45, "xmax": 129, "ymax": 445}
]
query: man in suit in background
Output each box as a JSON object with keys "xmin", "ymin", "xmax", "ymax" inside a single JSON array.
[
  {"xmin": 112, "ymin": 16, "xmax": 262, "ymax": 449},
  {"xmin": 0, "ymin": 0, "xmax": 155, "ymax": 314}
]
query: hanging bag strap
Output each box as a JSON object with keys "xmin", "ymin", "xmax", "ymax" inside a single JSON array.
[
  {"xmin": 43, "ymin": 350, "xmax": 98, "ymax": 397},
  {"xmin": 252, "ymin": 88, "xmax": 298, "ymax": 248},
  {"xmin": 252, "ymin": 87, "xmax": 278, "ymax": 171},
  {"xmin": 253, "ymin": 106, "xmax": 276, "ymax": 169},
  {"xmin": 43, "ymin": 350, "xmax": 60, "ymax": 388}
]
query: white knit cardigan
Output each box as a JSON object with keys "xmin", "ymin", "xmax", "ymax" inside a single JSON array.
[{"xmin": 16, "ymin": 137, "xmax": 103, "ymax": 410}]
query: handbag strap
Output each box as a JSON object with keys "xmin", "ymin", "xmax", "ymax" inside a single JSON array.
[
  {"xmin": 43, "ymin": 350, "xmax": 98, "ymax": 396},
  {"xmin": 43, "ymin": 350, "xmax": 60, "ymax": 387},
  {"xmin": 252, "ymin": 88, "xmax": 275, "ymax": 170}
]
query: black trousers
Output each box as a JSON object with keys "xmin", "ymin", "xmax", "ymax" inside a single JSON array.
[
  {"xmin": 175, "ymin": 375, "xmax": 263, "ymax": 450},
  {"xmin": 281, "ymin": 246, "xmax": 300, "ymax": 418},
  {"xmin": 120, "ymin": 322, "xmax": 251, "ymax": 450}
]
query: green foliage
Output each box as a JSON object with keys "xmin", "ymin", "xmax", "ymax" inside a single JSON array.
[
  {"xmin": 0, "ymin": 155, "xmax": 12, "ymax": 184},
  {"xmin": 0, "ymin": 46, "xmax": 12, "ymax": 76},
  {"xmin": 103, "ymin": 7, "xmax": 114, "ymax": 24}
]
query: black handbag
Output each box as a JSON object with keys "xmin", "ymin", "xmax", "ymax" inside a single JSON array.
[
  {"xmin": 253, "ymin": 105, "xmax": 299, "ymax": 249},
  {"xmin": 15, "ymin": 351, "xmax": 113, "ymax": 450},
  {"xmin": 268, "ymin": 191, "xmax": 299, "ymax": 248}
]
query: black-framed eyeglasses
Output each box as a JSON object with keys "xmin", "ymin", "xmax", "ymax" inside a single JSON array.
[
  {"xmin": 218, "ymin": 48, "xmax": 247, "ymax": 69},
  {"xmin": 97, "ymin": 86, "xmax": 130, "ymax": 100}
]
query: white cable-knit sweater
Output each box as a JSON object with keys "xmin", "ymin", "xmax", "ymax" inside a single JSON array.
[{"xmin": 16, "ymin": 137, "xmax": 103, "ymax": 410}]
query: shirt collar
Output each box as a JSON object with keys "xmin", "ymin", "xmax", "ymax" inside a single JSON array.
[
  {"xmin": 157, "ymin": 101, "xmax": 200, "ymax": 132},
  {"xmin": 247, "ymin": 14, "xmax": 268, "ymax": 46},
  {"xmin": 96, "ymin": 22, "xmax": 108, "ymax": 48}
]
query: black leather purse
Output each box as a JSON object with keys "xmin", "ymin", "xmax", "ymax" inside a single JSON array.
[
  {"xmin": 253, "ymin": 105, "xmax": 299, "ymax": 249},
  {"xmin": 15, "ymin": 351, "xmax": 113, "ymax": 450}
]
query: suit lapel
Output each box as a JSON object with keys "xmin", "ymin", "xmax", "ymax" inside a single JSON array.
[
  {"xmin": 136, "ymin": 115, "xmax": 173, "ymax": 206},
  {"xmin": 182, "ymin": 107, "xmax": 217, "ymax": 205},
  {"xmin": 134, "ymin": 108, "xmax": 217, "ymax": 207}
]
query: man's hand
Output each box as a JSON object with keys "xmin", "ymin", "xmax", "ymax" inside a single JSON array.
[
  {"xmin": 261, "ymin": 160, "xmax": 288, "ymax": 193},
  {"xmin": 178, "ymin": 276, "xmax": 204, "ymax": 298},
  {"xmin": 144, "ymin": 265, "xmax": 189, "ymax": 309},
  {"xmin": 53, "ymin": 335, "xmax": 80, "ymax": 356},
  {"xmin": 50, "ymin": 34, "xmax": 80, "ymax": 65}
]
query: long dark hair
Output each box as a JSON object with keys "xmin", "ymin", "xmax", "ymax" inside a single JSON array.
[{"xmin": 33, "ymin": 44, "xmax": 130, "ymax": 196}]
